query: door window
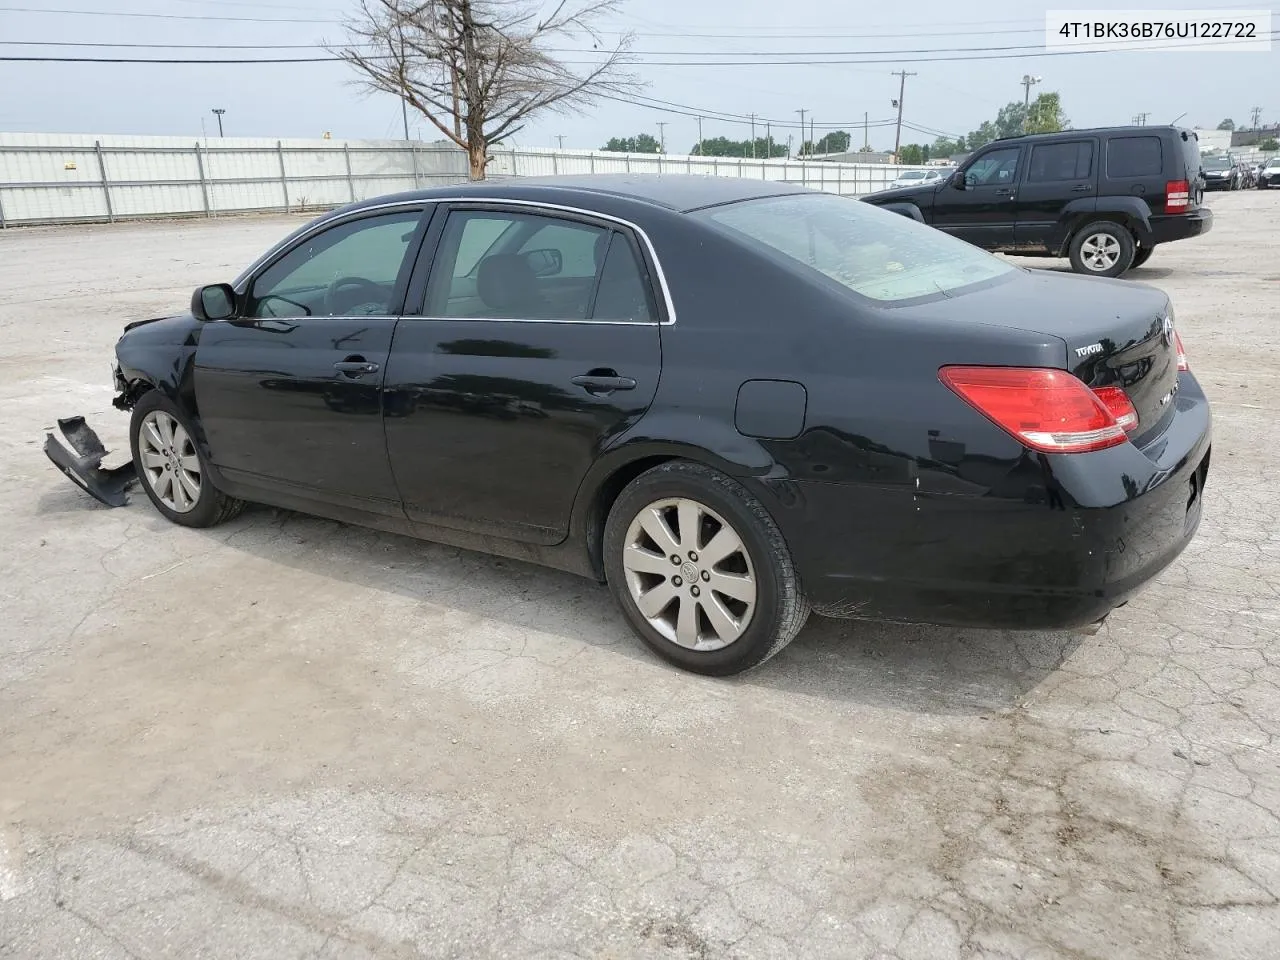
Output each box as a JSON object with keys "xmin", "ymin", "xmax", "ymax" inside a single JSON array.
[
  {"xmin": 249, "ymin": 210, "xmax": 423, "ymax": 318},
  {"xmin": 1107, "ymin": 137, "xmax": 1163, "ymax": 177},
  {"xmin": 964, "ymin": 148, "xmax": 1021, "ymax": 186},
  {"xmin": 1027, "ymin": 141, "xmax": 1094, "ymax": 181},
  {"xmin": 426, "ymin": 209, "xmax": 655, "ymax": 322}
]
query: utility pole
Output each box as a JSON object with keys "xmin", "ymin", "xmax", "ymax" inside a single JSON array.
[
  {"xmin": 796, "ymin": 108, "xmax": 807, "ymax": 156},
  {"xmin": 810, "ymin": 116, "xmax": 816, "ymax": 155},
  {"xmin": 696, "ymin": 115, "xmax": 703, "ymax": 154},
  {"xmin": 765, "ymin": 121, "xmax": 771, "ymax": 157},
  {"xmin": 1132, "ymin": 112, "xmax": 1150, "ymax": 126},
  {"xmin": 556, "ymin": 135, "xmax": 565, "ymax": 149},
  {"xmin": 211, "ymin": 108, "xmax": 226, "ymax": 138},
  {"xmin": 891, "ymin": 71, "xmax": 916, "ymax": 158},
  {"xmin": 1020, "ymin": 74, "xmax": 1042, "ymax": 133},
  {"xmin": 864, "ymin": 111, "xmax": 869, "ymax": 151},
  {"xmin": 750, "ymin": 113, "xmax": 756, "ymax": 158},
  {"xmin": 1250, "ymin": 105, "xmax": 1263, "ymax": 128},
  {"xmin": 656, "ymin": 122, "xmax": 667, "ymax": 154}
]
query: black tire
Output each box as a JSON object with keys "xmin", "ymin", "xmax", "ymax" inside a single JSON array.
[
  {"xmin": 129, "ymin": 390, "xmax": 244, "ymax": 528},
  {"xmin": 1131, "ymin": 246, "xmax": 1154, "ymax": 269},
  {"xmin": 1068, "ymin": 221, "xmax": 1136, "ymax": 278},
  {"xmin": 603, "ymin": 461, "xmax": 809, "ymax": 676}
]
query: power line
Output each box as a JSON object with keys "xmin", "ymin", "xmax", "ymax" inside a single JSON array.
[{"xmin": 0, "ymin": 5, "xmax": 341, "ymax": 23}]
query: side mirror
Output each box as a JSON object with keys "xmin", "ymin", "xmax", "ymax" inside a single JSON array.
[
  {"xmin": 952, "ymin": 170, "xmax": 967, "ymax": 190},
  {"xmin": 191, "ymin": 283, "xmax": 236, "ymax": 321},
  {"xmin": 522, "ymin": 248, "xmax": 563, "ymax": 278}
]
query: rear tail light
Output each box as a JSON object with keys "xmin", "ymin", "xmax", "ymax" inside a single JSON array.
[
  {"xmin": 1175, "ymin": 331, "xmax": 1189, "ymax": 372},
  {"xmin": 1091, "ymin": 386, "xmax": 1139, "ymax": 433},
  {"xmin": 940, "ymin": 366, "xmax": 1133, "ymax": 454},
  {"xmin": 1166, "ymin": 179, "xmax": 1190, "ymax": 212}
]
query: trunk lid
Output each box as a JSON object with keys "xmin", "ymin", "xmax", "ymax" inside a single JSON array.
[{"xmin": 905, "ymin": 269, "xmax": 1179, "ymax": 445}]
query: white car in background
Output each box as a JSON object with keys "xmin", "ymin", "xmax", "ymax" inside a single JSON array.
[{"xmin": 890, "ymin": 168, "xmax": 952, "ymax": 188}]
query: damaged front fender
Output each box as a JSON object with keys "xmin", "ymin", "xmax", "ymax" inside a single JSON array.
[{"xmin": 43, "ymin": 416, "xmax": 136, "ymax": 507}]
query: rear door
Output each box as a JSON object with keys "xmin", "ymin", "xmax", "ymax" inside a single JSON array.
[
  {"xmin": 930, "ymin": 144, "xmax": 1021, "ymax": 248},
  {"xmin": 1013, "ymin": 137, "xmax": 1097, "ymax": 251},
  {"xmin": 382, "ymin": 203, "xmax": 664, "ymax": 545}
]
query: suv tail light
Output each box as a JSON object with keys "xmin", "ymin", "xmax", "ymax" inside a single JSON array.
[
  {"xmin": 1175, "ymin": 331, "xmax": 1189, "ymax": 372},
  {"xmin": 940, "ymin": 366, "xmax": 1134, "ymax": 454},
  {"xmin": 1166, "ymin": 179, "xmax": 1190, "ymax": 212}
]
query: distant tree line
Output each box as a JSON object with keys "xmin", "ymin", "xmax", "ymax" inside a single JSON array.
[{"xmin": 897, "ymin": 92, "xmax": 1068, "ymax": 165}]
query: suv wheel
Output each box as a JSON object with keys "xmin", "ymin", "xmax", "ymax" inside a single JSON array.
[
  {"xmin": 1068, "ymin": 222, "xmax": 1136, "ymax": 278},
  {"xmin": 603, "ymin": 461, "xmax": 810, "ymax": 675}
]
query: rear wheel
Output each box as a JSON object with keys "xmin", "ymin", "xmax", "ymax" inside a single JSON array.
[
  {"xmin": 603, "ymin": 461, "xmax": 809, "ymax": 675},
  {"xmin": 130, "ymin": 390, "xmax": 244, "ymax": 528},
  {"xmin": 1068, "ymin": 222, "xmax": 1136, "ymax": 278},
  {"xmin": 1131, "ymin": 246, "xmax": 1154, "ymax": 269}
]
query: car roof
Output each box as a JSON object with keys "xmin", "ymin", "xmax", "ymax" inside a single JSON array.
[
  {"xmin": 342, "ymin": 174, "xmax": 809, "ymax": 215},
  {"xmin": 992, "ymin": 124, "xmax": 1190, "ymax": 145}
]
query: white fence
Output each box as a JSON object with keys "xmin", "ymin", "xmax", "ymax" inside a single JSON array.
[{"xmin": 0, "ymin": 133, "xmax": 917, "ymax": 228}]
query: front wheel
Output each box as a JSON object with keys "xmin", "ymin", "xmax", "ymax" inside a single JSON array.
[
  {"xmin": 603, "ymin": 461, "xmax": 809, "ymax": 676},
  {"xmin": 1068, "ymin": 222, "xmax": 1136, "ymax": 278},
  {"xmin": 129, "ymin": 390, "xmax": 244, "ymax": 528}
]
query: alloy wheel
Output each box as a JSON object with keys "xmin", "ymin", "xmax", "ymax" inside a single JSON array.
[
  {"xmin": 622, "ymin": 497, "xmax": 757, "ymax": 651},
  {"xmin": 1079, "ymin": 233, "xmax": 1122, "ymax": 272},
  {"xmin": 138, "ymin": 411, "xmax": 202, "ymax": 513}
]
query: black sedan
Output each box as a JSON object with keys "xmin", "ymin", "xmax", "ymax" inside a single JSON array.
[
  {"xmin": 55, "ymin": 176, "xmax": 1211, "ymax": 675},
  {"xmin": 1201, "ymin": 154, "xmax": 1241, "ymax": 190}
]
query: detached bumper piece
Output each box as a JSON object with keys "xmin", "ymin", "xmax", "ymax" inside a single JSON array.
[{"xmin": 43, "ymin": 416, "xmax": 137, "ymax": 507}]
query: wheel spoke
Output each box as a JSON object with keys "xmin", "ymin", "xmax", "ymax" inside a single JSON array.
[
  {"xmin": 143, "ymin": 420, "xmax": 165, "ymax": 453},
  {"xmin": 623, "ymin": 545, "xmax": 673, "ymax": 577},
  {"xmin": 676, "ymin": 499, "xmax": 701, "ymax": 552},
  {"xmin": 140, "ymin": 450, "xmax": 166, "ymax": 469},
  {"xmin": 706, "ymin": 569, "xmax": 755, "ymax": 604},
  {"xmin": 155, "ymin": 414, "xmax": 174, "ymax": 448},
  {"xmin": 154, "ymin": 469, "xmax": 174, "ymax": 502},
  {"xmin": 700, "ymin": 525, "xmax": 743, "ymax": 568},
  {"xmin": 638, "ymin": 507, "xmax": 680, "ymax": 557},
  {"xmin": 675, "ymin": 596, "xmax": 700, "ymax": 648},
  {"xmin": 170, "ymin": 472, "xmax": 188, "ymax": 510},
  {"xmin": 700, "ymin": 593, "xmax": 741, "ymax": 643},
  {"xmin": 177, "ymin": 453, "xmax": 201, "ymax": 472},
  {"xmin": 635, "ymin": 580, "xmax": 678, "ymax": 619},
  {"xmin": 177, "ymin": 468, "xmax": 201, "ymax": 502}
]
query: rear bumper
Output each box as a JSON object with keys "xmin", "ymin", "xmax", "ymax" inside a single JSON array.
[
  {"xmin": 786, "ymin": 376, "xmax": 1212, "ymax": 629},
  {"xmin": 1149, "ymin": 208, "xmax": 1212, "ymax": 245}
]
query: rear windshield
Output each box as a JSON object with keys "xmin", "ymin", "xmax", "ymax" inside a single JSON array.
[{"xmin": 698, "ymin": 193, "xmax": 1013, "ymax": 303}]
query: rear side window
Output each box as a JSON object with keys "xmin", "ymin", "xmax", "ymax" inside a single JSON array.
[
  {"xmin": 1027, "ymin": 141, "xmax": 1093, "ymax": 181},
  {"xmin": 1107, "ymin": 137, "xmax": 1163, "ymax": 178}
]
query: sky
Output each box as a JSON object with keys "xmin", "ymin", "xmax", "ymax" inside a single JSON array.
[{"xmin": 0, "ymin": 0, "xmax": 1276, "ymax": 152}]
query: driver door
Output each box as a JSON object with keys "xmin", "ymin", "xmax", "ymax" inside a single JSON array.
[
  {"xmin": 194, "ymin": 205, "xmax": 430, "ymax": 517},
  {"xmin": 930, "ymin": 145, "xmax": 1022, "ymax": 249}
]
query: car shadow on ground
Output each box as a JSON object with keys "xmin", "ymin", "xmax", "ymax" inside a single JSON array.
[{"xmin": 199, "ymin": 503, "xmax": 1085, "ymax": 718}]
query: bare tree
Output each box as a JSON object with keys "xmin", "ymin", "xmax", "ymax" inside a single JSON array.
[{"xmin": 335, "ymin": 0, "xmax": 638, "ymax": 180}]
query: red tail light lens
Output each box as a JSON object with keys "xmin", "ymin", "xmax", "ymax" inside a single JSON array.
[
  {"xmin": 1174, "ymin": 331, "xmax": 1189, "ymax": 372},
  {"xmin": 940, "ymin": 366, "xmax": 1129, "ymax": 454},
  {"xmin": 1166, "ymin": 179, "xmax": 1190, "ymax": 213},
  {"xmin": 1090, "ymin": 385, "xmax": 1139, "ymax": 433}
]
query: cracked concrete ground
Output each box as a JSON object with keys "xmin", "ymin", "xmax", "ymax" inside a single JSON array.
[{"xmin": 1, "ymin": 190, "xmax": 1278, "ymax": 959}]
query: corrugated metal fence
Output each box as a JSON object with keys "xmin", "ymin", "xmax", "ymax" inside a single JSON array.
[{"xmin": 0, "ymin": 133, "xmax": 917, "ymax": 228}]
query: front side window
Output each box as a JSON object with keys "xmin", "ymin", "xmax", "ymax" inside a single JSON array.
[
  {"xmin": 701, "ymin": 192, "xmax": 1013, "ymax": 304},
  {"xmin": 426, "ymin": 209, "xmax": 655, "ymax": 322},
  {"xmin": 249, "ymin": 210, "xmax": 422, "ymax": 318},
  {"xmin": 1107, "ymin": 136, "xmax": 1163, "ymax": 177},
  {"xmin": 965, "ymin": 147, "xmax": 1021, "ymax": 186},
  {"xmin": 1027, "ymin": 141, "xmax": 1094, "ymax": 181}
]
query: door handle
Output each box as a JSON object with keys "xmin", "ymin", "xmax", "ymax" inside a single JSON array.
[
  {"xmin": 1072, "ymin": 184, "xmax": 1093, "ymax": 192},
  {"xmin": 334, "ymin": 358, "xmax": 380, "ymax": 376},
  {"xmin": 994, "ymin": 189, "xmax": 1015, "ymax": 198},
  {"xmin": 571, "ymin": 371, "xmax": 637, "ymax": 395}
]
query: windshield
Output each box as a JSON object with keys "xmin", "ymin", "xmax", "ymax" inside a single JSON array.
[
  {"xmin": 1268, "ymin": 159, "xmax": 1280, "ymax": 169},
  {"xmin": 699, "ymin": 192, "xmax": 1014, "ymax": 303},
  {"xmin": 1203, "ymin": 156, "xmax": 1232, "ymax": 170},
  {"xmin": 898, "ymin": 171, "xmax": 926, "ymax": 179}
]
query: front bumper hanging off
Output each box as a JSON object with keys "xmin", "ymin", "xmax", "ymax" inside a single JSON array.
[{"xmin": 43, "ymin": 416, "xmax": 136, "ymax": 507}]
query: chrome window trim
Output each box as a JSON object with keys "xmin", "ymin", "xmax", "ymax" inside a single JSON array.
[{"xmin": 232, "ymin": 196, "xmax": 677, "ymax": 326}]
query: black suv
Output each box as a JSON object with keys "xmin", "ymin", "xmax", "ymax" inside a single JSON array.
[{"xmin": 863, "ymin": 125, "xmax": 1211, "ymax": 277}]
